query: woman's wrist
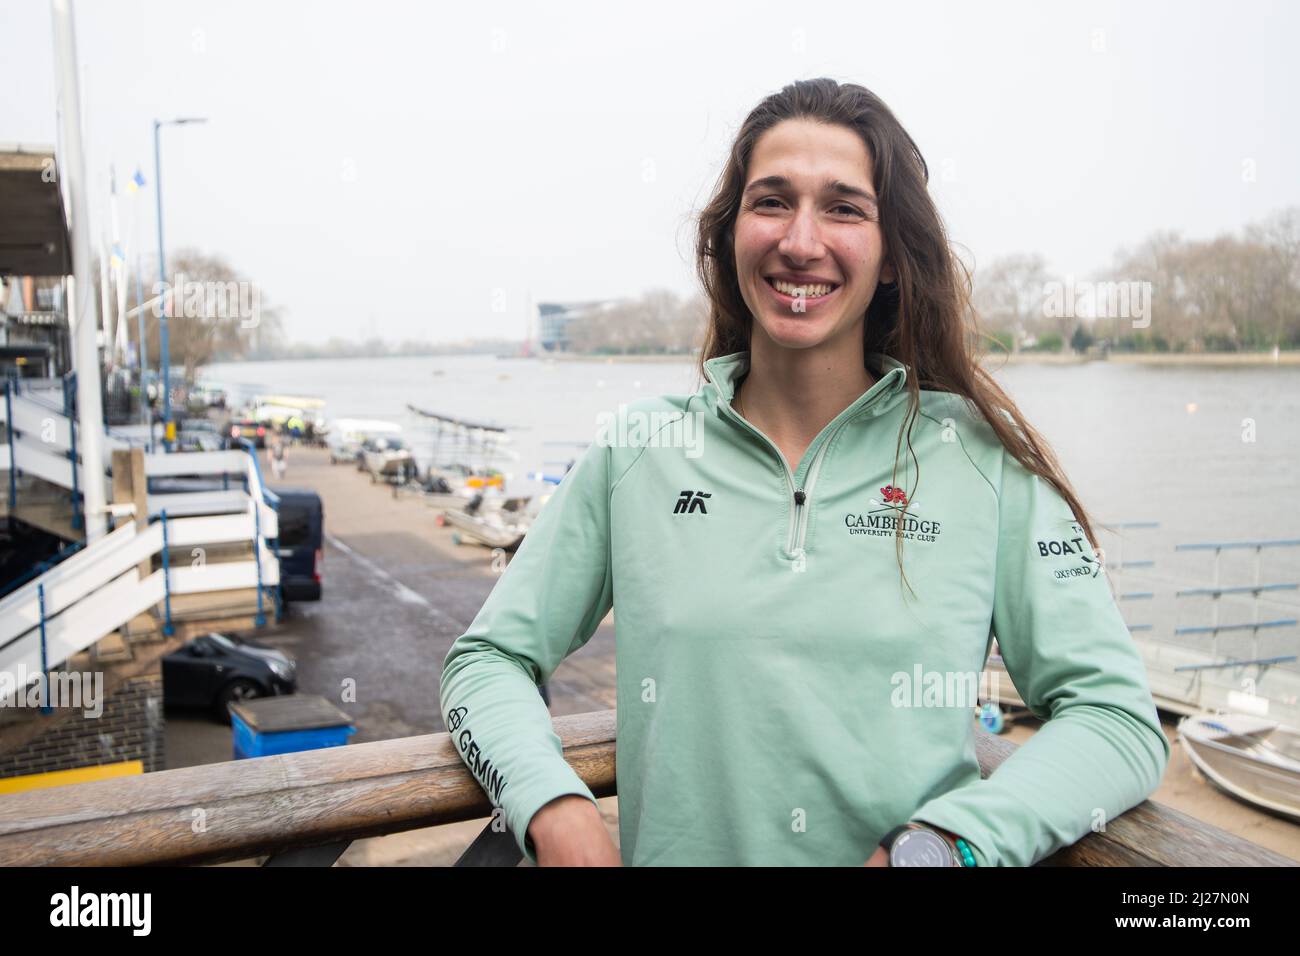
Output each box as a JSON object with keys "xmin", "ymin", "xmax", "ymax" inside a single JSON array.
[
  {"xmin": 527, "ymin": 795, "xmax": 620, "ymax": 866},
  {"xmin": 528, "ymin": 795, "xmax": 601, "ymax": 851},
  {"xmin": 922, "ymin": 823, "xmax": 979, "ymax": 866},
  {"xmin": 911, "ymin": 822, "xmax": 972, "ymax": 864}
]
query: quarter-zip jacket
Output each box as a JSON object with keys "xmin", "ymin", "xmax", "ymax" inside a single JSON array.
[{"xmin": 439, "ymin": 350, "xmax": 1170, "ymax": 866}]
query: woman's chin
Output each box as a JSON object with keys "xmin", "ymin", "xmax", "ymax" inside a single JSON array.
[{"xmin": 755, "ymin": 315, "xmax": 834, "ymax": 350}]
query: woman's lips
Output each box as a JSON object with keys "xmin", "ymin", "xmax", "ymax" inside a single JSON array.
[{"xmin": 763, "ymin": 275, "xmax": 841, "ymax": 311}]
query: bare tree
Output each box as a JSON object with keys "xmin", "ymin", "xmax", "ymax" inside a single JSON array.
[
  {"xmin": 131, "ymin": 248, "xmax": 284, "ymax": 378},
  {"xmin": 972, "ymin": 253, "xmax": 1052, "ymax": 351}
]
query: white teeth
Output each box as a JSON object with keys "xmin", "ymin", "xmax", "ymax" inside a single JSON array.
[{"xmin": 770, "ymin": 278, "xmax": 836, "ymax": 297}]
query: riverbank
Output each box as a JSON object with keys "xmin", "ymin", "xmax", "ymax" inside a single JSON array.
[{"xmin": 541, "ymin": 349, "xmax": 1300, "ymax": 367}]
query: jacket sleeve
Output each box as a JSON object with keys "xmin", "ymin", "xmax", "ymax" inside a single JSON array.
[
  {"xmin": 908, "ymin": 442, "xmax": 1171, "ymax": 866},
  {"xmin": 438, "ymin": 437, "xmax": 615, "ymax": 864}
]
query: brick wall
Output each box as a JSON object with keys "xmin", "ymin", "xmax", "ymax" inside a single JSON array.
[{"xmin": 0, "ymin": 665, "xmax": 165, "ymax": 778}]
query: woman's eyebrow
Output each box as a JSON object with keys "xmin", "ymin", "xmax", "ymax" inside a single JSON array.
[{"xmin": 743, "ymin": 175, "xmax": 878, "ymax": 207}]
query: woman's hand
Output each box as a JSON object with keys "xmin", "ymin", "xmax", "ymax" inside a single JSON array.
[{"xmin": 528, "ymin": 795, "xmax": 622, "ymax": 867}]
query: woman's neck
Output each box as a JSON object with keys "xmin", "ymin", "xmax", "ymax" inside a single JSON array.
[{"xmin": 737, "ymin": 334, "xmax": 877, "ymax": 443}]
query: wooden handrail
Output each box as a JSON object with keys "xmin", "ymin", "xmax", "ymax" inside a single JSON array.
[{"xmin": 0, "ymin": 709, "xmax": 1289, "ymax": 866}]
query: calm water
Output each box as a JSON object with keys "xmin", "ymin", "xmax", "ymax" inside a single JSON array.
[{"xmin": 205, "ymin": 354, "xmax": 1300, "ymax": 671}]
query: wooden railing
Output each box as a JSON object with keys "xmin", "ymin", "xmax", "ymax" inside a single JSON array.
[{"xmin": 0, "ymin": 709, "xmax": 1290, "ymax": 867}]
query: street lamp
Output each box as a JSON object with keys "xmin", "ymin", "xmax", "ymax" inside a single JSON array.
[{"xmin": 153, "ymin": 116, "xmax": 207, "ymax": 450}]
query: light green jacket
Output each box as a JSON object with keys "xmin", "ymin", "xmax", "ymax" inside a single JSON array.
[{"xmin": 439, "ymin": 350, "xmax": 1170, "ymax": 865}]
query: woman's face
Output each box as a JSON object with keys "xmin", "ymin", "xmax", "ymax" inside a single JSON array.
[{"xmin": 733, "ymin": 118, "xmax": 895, "ymax": 354}]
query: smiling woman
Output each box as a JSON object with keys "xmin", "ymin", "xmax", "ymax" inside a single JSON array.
[{"xmin": 439, "ymin": 77, "xmax": 1170, "ymax": 869}]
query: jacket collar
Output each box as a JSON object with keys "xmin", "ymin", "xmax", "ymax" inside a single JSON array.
[{"xmin": 702, "ymin": 349, "xmax": 910, "ymax": 418}]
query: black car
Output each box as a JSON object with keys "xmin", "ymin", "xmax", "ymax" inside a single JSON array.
[
  {"xmin": 274, "ymin": 488, "xmax": 324, "ymax": 606},
  {"xmin": 163, "ymin": 632, "xmax": 297, "ymax": 723}
]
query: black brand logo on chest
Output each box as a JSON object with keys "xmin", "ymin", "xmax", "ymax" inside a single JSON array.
[{"xmin": 673, "ymin": 490, "xmax": 712, "ymax": 514}]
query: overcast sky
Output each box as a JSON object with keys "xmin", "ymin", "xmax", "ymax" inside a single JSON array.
[{"xmin": 5, "ymin": 0, "xmax": 1297, "ymax": 344}]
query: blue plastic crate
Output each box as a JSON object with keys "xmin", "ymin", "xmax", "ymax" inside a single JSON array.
[{"xmin": 231, "ymin": 710, "xmax": 355, "ymax": 759}]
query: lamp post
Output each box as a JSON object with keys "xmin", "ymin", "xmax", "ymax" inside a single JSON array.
[{"xmin": 153, "ymin": 116, "xmax": 207, "ymax": 450}]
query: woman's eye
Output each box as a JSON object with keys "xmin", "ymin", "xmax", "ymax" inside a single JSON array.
[{"xmin": 750, "ymin": 198, "xmax": 868, "ymax": 218}]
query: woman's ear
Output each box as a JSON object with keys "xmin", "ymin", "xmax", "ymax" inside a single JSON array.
[{"xmin": 880, "ymin": 260, "xmax": 897, "ymax": 285}]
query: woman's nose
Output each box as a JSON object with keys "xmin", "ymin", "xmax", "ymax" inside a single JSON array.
[{"xmin": 777, "ymin": 203, "xmax": 824, "ymax": 261}]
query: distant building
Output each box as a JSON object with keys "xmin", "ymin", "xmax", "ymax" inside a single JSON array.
[
  {"xmin": 0, "ymin": 146, "xmax": 72, "ymax": 379},
  {"xmin": 1, "ymin": 276, "xmax": 70, "ymax": 378},
  {"xmin": 537, "ymin": 298, "xmax": 627, "ymax": 352}
]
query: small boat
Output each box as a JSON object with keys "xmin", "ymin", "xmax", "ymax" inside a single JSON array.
[
  {"xmin": 361, "ymin": 435, "xmax": 417, "ymax": 483},
  {"xmin": 414, "ymin": 464, "xmax": 508, "ymax": 509},
  {"xmin": 326, "ymin": 419, "xmax": 402, "ymax": 465},
  {"xmin": 441, "ymin": 491, "xmax": 551, "ymax": 551},
  {"xmin": 1178, "ymin": 712, "xmax": 1300, "ymax": 823}
]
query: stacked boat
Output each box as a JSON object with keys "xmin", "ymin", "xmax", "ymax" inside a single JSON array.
[
  {"xmin": 1177, "ymin": 712, "xmax": 1300, "ymax": 823},
  {"xmin": 440, "ymin": 490, "xmax": 553, "ymax": 552}
]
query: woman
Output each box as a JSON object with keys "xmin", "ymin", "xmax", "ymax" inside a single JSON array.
[{"xmin": 440, "ymin": 78, "xmax": 1169, "ymax": 866}]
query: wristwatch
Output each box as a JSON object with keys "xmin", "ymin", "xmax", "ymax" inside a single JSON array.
[{"xmin": 880, "ymin": 823, "xmax": 962, "ymax": 867}]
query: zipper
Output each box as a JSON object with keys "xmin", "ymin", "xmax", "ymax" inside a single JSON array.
[
  {"xmin": 720, "ymin": 403, "xmax": 801, "ymax": 553},
  {"xmin": 721, "ymin": 401, "xmax": 864, "ymax": 561},
  {"xmin": 707, "ymin": 356, "xmax": 905, "ymax": 565}
]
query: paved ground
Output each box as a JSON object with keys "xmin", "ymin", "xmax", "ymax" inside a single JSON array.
[
  {"xmin": 164, "ymin": 445, "xmax": 617, "ymax": 865},
  {"xmin": 165, "ymin": 445, "xmax": 1300, "ymax": 865}
]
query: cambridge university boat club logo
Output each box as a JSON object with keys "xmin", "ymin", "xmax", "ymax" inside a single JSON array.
[{"xmin": 844, "ymin": 485, "xmax": 943, "ymax": 544}]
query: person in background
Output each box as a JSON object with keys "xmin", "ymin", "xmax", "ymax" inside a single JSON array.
[{"xmin": 268, "ymin": 435, "xmax": 287, "ymax": 481}]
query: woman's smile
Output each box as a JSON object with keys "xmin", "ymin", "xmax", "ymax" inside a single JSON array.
[{"xmin": 761, "ymin": 274, "xmax": 843, "ymax": 311}]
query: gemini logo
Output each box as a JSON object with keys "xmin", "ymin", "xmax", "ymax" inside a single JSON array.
[
  {"xmin": 673, "ymin": 490, "xmax": 711, "ymax": 514},
  {"xmin": 446, "ymin": 706, "xmax": 467, "ymax": 731},
  {"xmin": 447, "ymin": 705, "xmax": 509, "ymax": 803}
]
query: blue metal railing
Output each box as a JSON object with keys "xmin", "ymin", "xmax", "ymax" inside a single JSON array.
[
  {"xmin": 1176, "ymin": 619, "xmax": 1298, "ymax": 635},
  {"xmin": 1176, "ymin": 539, "xmax": 1300, "ymax": 551},
  {"xmin": 1175, "ymin": 654, "xmax": 1298, "ymax": 673},
  {"xmin": 1177, "ymin": 583, "xmax": 1298, "ymax": 598},
  {"xmin": 236, "ymin": 437, "xmax": 279, "ymax": 624},
  {"xmin": 63, "ymin": 373, "xmax": 82, "ymax": 531},
  {"xmin": 38, "ymin": 582, "xmax": 52, "ymax": 715},
  {"xmin": 5, "ymin": 381, "xmax": 15, "ymax": 515},
  {"xmin": 1098, "ymin": 519, "xmax": 1160, "ymax": 634},
  {"xmin": 1171, "ymin": 537, "xmax": 1300, "ymax": 671}
]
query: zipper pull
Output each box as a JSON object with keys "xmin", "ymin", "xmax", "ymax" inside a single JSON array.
[{"xmin": 794, "ymin": 490, "xmax": 806, "ymax": 506}]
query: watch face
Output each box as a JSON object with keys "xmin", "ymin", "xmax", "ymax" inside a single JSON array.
[{"xmin": 890, "ymin": 828, "xmax": 954, "ymax": 867}]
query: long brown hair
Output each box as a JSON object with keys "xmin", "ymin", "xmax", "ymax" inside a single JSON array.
[{"xmin": 693, "ymin": 77, "xmax": 1100, "ymax": 595}]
